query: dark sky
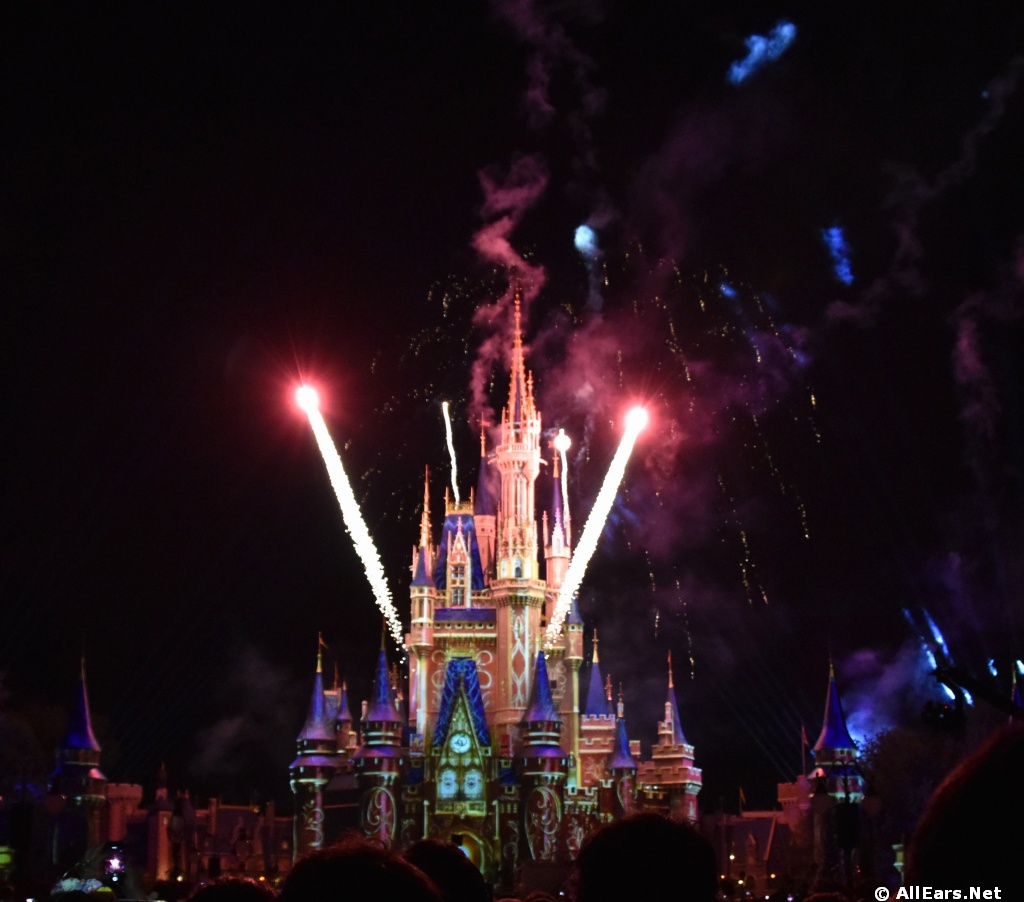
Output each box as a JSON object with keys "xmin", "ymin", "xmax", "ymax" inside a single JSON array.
[{"xmin": 3, "ymin": 2, "xmax": 1023, "ymax": 810}]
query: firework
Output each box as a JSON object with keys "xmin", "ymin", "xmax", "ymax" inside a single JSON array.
[
  {"xmin": 544, "ymin": 407, "xmax": 648, "ymax": 647},
  {"xmin": 296, "ymin": 386, "xmax": 404, "ymax": 649},
  {"xmin": 442, "ymin": 401, "xmax": 460, "ymax": 505},
  {"xmin": 553, "ymin": 428, "xmax": 571, "ymax": 521}
]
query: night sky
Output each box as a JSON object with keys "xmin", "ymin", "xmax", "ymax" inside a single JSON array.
[{"xmin": 4, "ymin": 2, "xmax": 1023, "ymax": 811}]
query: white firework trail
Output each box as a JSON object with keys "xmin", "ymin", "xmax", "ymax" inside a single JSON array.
[
  {"xmin": 554, "ymin": 428, "xmax": 571, "ymax": 521},
  {"xmin": 296, "ymin": 386, "xmax": 405, "ymax": 650},
  {"xmin": 442, "ymin": 400, "xmax": 460, "ymax": 505},
  {"xmin": 544, "ymin": 408, "xmax": 648, "ymax": 647}
]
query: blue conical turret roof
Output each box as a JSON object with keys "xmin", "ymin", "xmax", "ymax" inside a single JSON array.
[
  {"xmin": 584, "ymin": 632, "xmax": 611, "ymax": 716},
  {"xmin": 336, "ymin": 679, "xmax": 352, "ymax": 725},
  {"xmin": 366, "ymin": 638, "xmax": 400, "ymax": 723},
  {"xmin": 566, "ymin": 596, "xmax": 583, "ymax": 626},
  {"xmin": 814, "ymin": 661, "xmax": 857, "ymax": 752},
  {"xmin": 524, "ymin": 651, "xmax": 560, "ymax": 723},
  {"xmin": 411, "ymin": 547, "xmax": 432, "ymax": 587},
  {"xmin": 610, "ymin": 714, "xmax": 636, "ymax": 770},
  {"xmin": 65, "ymin": 657, "xmax": 101, "ymax": 752},
  {"xmin": 666, "ymin": 652, "xmax": 688, "ymax": 744},
  {"xmin": 297, "ymin": 648, "xmax": 335, "ymax": 742}
]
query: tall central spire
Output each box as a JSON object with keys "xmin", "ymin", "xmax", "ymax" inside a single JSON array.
[
  {"xmin": 495, "ymin": 285, "xmax": 542, "ymax": 580},
  {"xmin": 505, "ymin": 286, "xmax": 535, "ymax": 431}
]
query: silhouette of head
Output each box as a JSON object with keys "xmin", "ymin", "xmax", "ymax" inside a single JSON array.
[
  {"xmin": 402, "ymin": 839, "xmax": 489, "ymax": 902},
  {"xmin": 909, "ymin": 725, "xmax": 1024, "ymax": 894},
  {"xmin": 572, "ymin": 813, "xmax": 715, "ymax": 902},
  {"xmin": 278, "ymin": 836, "xmax": 442, "ymax": 902}
]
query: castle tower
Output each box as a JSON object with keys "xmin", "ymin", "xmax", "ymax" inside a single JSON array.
[
  {"xmin": 560, "ymin": 598, "xmax": 584, "ymax": 781},
  {"xmin": 810, "ymin": 660, "xmax": 863, "ymax": 802},
  {"xmin": 806, "ymin": 660, "xmax": 864, "ymax": 887},
  {"xmin": 290, "ymin": 641, "xmax": 339, "ymax": 856},
  {"xmin": 637, "ymin": 652, "xmax": 702, "ymax": 822},
  {"xmin": 492, "ymin": 290, "xmax": 546, "ymax": 743},
  {"xmin": 518, "ymin": 652, "xmax": 568, "ymax": 863},
  {"xmin": 543, "ymin": 451, "xmax": 570, "ymax": 594},
  {"xmin": 607, "ymin": 693, "xmax": 637, "ymax": 819},
  {"xmin": 354, "ymin": 638, "xmax": 405, "ymax": 847},
  {"xmin": 578, "ymin": 632, "xmax": 615, "ymax": 788},
  {"xmin": 408, "ymin": 469, "xmax": 438, "ymax": 739},
  {"xmin": 50, "ymin": 657, "xmax": 107, "ymax": 862}
]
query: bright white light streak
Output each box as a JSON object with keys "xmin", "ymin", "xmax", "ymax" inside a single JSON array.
[
  {"xmin": 545, "ymin": 408, "xmax": 647, "ymax": 647},
  {"xmin": 554, "ymin": 428, "xmax": 571, "ymax": 521},
  {"xmin": 442, "ymin": 401, "xmax": 460, "ymax": 505},
  {"xmin": 297, "ymin": 386, "xmax": 404, "ymax": 650}
]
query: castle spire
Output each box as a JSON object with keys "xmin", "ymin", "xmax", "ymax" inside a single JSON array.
[
  {"xmin": 366, "ymin": 629, "xmax": 400, "ymax": 723},
  {"xmin": 297, "ymin": 638, "xmax": 334, "ymax": 742},
  {"xmin": 664, "ymin": 651, "xmax": 688, "ymax": 745},
  {"xmin": 522, "ymin": 651, "xmax": 565, "ymax": 755},
  {"xmin": 508, "ymin": 286, "xmax": 528, "ymax": 427},
  {"xmin": 66, "ymin": 655, "xmax": 101, "ymax": 752},
  {"xmin": 609, "ymin": 691, "xmax": 636, "ymax": 770},
  {"xmin": 584, "ymin": 630, "xmax": 611, "ymax": 716},
  {"xmin": 814, "ymin": 658, "xmax": 856, "ymax": 754},
  {"xmin": 420, "ymin": 466, "xmax": 431, "ymax": 549}
]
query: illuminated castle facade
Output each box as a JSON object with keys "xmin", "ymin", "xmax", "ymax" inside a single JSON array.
[{"xmin": 290, "ymin": 296, "xmax": 702, "ymax": 885}]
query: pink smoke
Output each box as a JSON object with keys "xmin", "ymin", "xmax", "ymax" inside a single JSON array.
[{"xmin": 468, "ymin": 155, "xmax": 549, "ymax": 425}]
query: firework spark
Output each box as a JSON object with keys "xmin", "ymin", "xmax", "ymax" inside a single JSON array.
[
  {"xmin": 442, "ymin": 400, "xmax": 460, "ymax": 505},
  {"xmin": 554, "ymin": 427, "xmax": 571, "ymax": 521},
  {"xmin": 296, "ymin": 386, "xmax": 404, "ymax": 650},
  {"xmin": 545, "ymin": 407, "xmax": 648, "ymax": 647}
]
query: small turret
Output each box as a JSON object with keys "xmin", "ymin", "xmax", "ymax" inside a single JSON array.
[
  {"xmin": 544, "ymin": 450, "xmax": 571, "ymax": 591},
  {"xmin": 661, "ymin": 651, "xmax": 688, "ymax": 746},
  {"xmin": 638, "ymin": 651, "xmax": 702, "ymax": 822},
  {"xmin": 51, "ymin": 656, "xmax": 107, "ymax": 850},
  {"xmin": 607, "ymin": 687, "xmax": 638, "ymax": 818},
  {"xmin": 609, "ymin": 709, "xmax": 636, "ymax": 771},
  {"xmin": 519, "ymin": 651, "xmax": 568, "ymax": 864},
  {"xmin": 290, "ymin": 639, "xmax": 340, "ymax": 856},
  {"xmin": 810, "ymin": 660, "xmax": 863, "ymax": 802},
  {"xmin": 584, "ymin": 631, "xmax": 612, "ymax": 717},
  {"xmin": 521, "ymin": 651, "xmax": 563, "ymax": 754},
  {"xmin": 354, "ymin": 635, "xmax": 405, "ymax": 848}
]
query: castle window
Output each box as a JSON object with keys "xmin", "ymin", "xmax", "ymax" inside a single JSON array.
[
  {"xmin": 463, "ymin": 768, "xmax": 483, "ymax": 800},
  {"xmin": 438, "ymin": 768, "xmax": 458, "ymax": 799},
  {"xmin": 450, "ymin": 563, "xmax": 466, "ymax": 606}
]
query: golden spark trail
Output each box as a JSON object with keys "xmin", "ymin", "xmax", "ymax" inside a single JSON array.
[
  {"xmin": 442, "ymin": 400, "xmax": 460, "ymax": 505},
  {"xmin": 545, "ymin": 408, "xmax": 648, "ymax": 647},
  {"xmin": 297, "ymin": 386, "xmax": 404, "ymax": 650}
]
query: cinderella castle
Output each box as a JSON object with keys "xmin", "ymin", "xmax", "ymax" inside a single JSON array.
[
  {"xmin": 288, "ymin": 296, "xmax": 702, "ymax": 886},
  {"xmin": 3, "ymin": 298, "xmax": 874, "ymax": 895}
]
